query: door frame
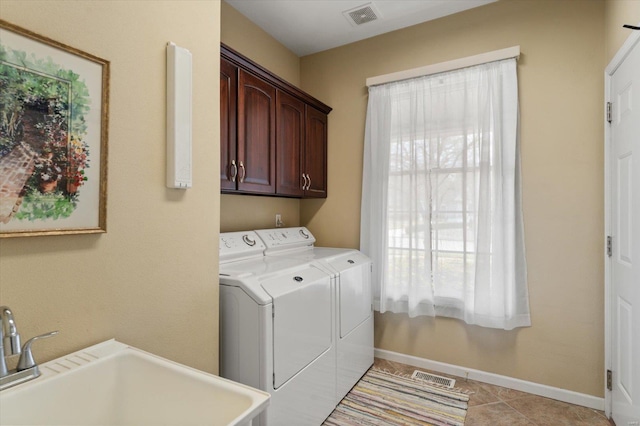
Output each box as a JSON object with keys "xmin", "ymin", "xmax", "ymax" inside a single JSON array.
[{"xmin": 604, "ymin": 24, "xmax": 640, "ymax": 419}]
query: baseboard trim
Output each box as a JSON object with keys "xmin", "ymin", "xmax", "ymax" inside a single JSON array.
[{"xmin": 374, "ymin": 348, "xmax": 605, "ymax": 411}]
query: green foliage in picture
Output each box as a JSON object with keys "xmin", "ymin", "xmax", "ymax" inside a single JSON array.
[
  {"xmin": 0, "ymin": 44, "xmax": 91, "ymax": 142},
  {"xmin": 13, "ymin": 188, "xmax": 75, "ymax": 221},
  {"xmin": 0, "ymin": 41, "xmax": 91, "ymax": 221}
]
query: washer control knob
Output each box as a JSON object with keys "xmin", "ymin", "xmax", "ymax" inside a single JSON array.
[
  {"xmin": 299, "ymin": 229, "xmax": 309, "ymax": 239},
  {"xmin": 242, "ymin": 234, "xmax": 256, "ymax": 246}
]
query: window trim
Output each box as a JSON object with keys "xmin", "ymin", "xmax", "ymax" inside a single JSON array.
[{"xmin": 366, "ymin": 46, "xmax": 520, "ymax": 87}]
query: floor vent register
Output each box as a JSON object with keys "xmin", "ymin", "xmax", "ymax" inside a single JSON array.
[{"xmin": 411, "ymin": 370, "xmax": 456, "ymax": 388}]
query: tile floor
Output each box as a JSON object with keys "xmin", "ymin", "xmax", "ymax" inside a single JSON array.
[{"xmin": 373, "ymin": 358, "xmax": 613, "ymax": 426}]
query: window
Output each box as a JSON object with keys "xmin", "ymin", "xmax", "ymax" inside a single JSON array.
[{"xmin": 360, "ymin": 58, "xmax": 530, "ymax": 330}]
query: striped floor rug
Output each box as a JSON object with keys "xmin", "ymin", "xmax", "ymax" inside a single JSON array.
[{"xmin": 323, "ymin": 368, "xmax": 469, "ymax": 426}]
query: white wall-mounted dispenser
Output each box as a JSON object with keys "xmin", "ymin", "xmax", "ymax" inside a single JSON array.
[{"xmin": 166, "ymin": 42, "xmax": 192, "ymax": 189}]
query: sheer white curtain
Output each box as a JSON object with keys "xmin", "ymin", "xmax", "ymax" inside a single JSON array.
[{"xmin": 360, "ymin": 58, "xmax": 530, "ymax": 330}]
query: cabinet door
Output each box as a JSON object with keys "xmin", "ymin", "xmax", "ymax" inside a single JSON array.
[
  {"xmin": 276, "ymin": 90, "xmax": 305, "ymax": 197},
  {"xmin": 237, "ymin": 70, "xmax": 276, "ymax": 194},
  {"xmin": 220, "ymin": 58, "xmax": 237, "ymax": 191},
  {"xmin": 304, "ymin": 106, "xmax": 328, "ymax": 198}
]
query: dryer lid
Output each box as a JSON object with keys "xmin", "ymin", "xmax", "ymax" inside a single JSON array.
[{"xmin": 326, "ymin": 250, "xmax": 371, "ymax": 273}]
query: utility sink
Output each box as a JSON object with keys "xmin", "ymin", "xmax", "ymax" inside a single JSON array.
[{"xmin": 0, "ymin": 339, "xmax": 269, "ymax": 425}]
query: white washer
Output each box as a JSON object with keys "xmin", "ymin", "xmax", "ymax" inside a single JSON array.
[
  {"xmin": 219, "ymin": 231, "xmax": 336, "ymax": 426},
  {"xmin": 254, "ymin": 227, "xmax": 374, "ymax": 401}
]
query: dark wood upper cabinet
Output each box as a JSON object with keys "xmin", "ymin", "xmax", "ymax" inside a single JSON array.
[
  {"xmin": 304, "ymin": 106, "xmax": 328, "ymax": 198},
  {"xmin": 276, "ymin": 90, "xmax": 305, "ymax": 197},
  {"xmin": 237, "ymin": 70, "xmax": 276, "ymax": 194},
  {"xmin": 220, "ymin": 58, "xmax": 237, "ymax": 191},
  {"xmin": 221, "ymin": 43, "xmax": 331, "ymax": 198}
]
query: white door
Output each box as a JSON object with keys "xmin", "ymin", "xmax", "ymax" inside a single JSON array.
[{"xmin": 609, "ymin": 33, "xmax": 640, "ymax": 425}]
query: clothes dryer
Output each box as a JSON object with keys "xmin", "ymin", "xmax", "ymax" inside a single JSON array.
[
  {"xmin": 254, "ymin": 227, "xmax": 374, "ymax": 401},
  {"xmin": 219, "ymin": 231, "xmax": 336, "ymax": 426}
]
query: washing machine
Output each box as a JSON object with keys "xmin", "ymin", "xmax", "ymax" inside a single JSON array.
[
  {"xmin": 254, "ymin": 227, "xmax": 374, "ymax": 402},
  {"xmin": 219, "ymin": 231, "xmax": 336, "ymax": 426}
]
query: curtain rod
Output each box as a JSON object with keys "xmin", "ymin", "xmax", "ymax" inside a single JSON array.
[{"xmin": 366, "ymin": 45, "xmax": 520, "ymax": 88}]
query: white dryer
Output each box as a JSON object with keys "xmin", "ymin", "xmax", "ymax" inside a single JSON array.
[
  {"xmin": 219, "ymin": 231, "xmax": 336, "ymax": 426},
  {"xmin": 254, "ymin": 227, "xmax": 374, "ymax": 401}
]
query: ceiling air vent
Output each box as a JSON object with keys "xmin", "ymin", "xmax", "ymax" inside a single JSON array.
[{"xmin": 343, "ymin": 2, "xmax": 381, "ymax": 27}]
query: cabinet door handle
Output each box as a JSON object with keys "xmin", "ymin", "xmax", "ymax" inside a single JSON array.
[
  {"xmin": 239, "ymin": 161, "xmax": 246, "ymax": 183},
  {"xmin": 302, "ymin": 173, "xmax": 308, "ymax": 190},
  {"xmin": 306, "ymin": 174, "xmax": 311, "ymax": 190},
  {"xmin": 230, "ymin": 160, "xmax": 238, "ymax": 182}
]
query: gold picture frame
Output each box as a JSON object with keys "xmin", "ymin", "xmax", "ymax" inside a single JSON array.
[{"xmin": 0, "ymin": 20, "xmax": 109, "ymax": 238}]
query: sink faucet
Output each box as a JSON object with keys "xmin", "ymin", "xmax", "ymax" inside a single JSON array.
[
  {"xmin": 1, "ymin": 306, "xmax": 21, "ymax": 377},
  {"xmin": 0, "ymin": 306, "xmax": 58, "ymax": 391}
]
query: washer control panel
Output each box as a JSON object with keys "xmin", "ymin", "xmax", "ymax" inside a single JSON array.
[
  {"xmin": 219, "ymin": 231, "xmax": 266, "ymax": 262},
  {"xmin": 255, "ymin": 227, "xmax": 316, "ymax": 252}
]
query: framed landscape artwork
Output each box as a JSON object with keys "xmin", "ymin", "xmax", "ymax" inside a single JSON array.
[{"xmin": 0, "ymin": 20, "xmax": 109, "ymax": 238}]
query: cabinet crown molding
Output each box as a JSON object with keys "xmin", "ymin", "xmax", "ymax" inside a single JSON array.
[{"xmin": 221, "ymin": 43, "xmax": 332, "ymax": 115}]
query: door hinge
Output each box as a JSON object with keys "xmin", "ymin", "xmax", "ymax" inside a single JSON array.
[
  {"xmin": 272, "ymin": 305, "xmax": 275, "ymax": 318},
  {"xmin": 607, "ymin": 102, "xmax": 612, "ymax": 123},
  {"xmin": 607, "ymin": 235, "xmax": 613, "ymax": 257},
  {"xmin": 607, "ymin": 369, "xmax": 613, "ymax": 391}
]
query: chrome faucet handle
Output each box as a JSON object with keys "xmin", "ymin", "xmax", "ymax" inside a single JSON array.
[{"xmin": 17, "ymin": 331, "xmax": 58, "ymax": 372}]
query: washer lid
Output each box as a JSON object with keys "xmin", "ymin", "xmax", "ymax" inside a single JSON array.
[
  {"xmin": 261, "ymin": 264, "xmax": 332, "ymax": 389},
  {"xmin": 220, "ymin": 256, "xmax": 327, "ymax": 305}
]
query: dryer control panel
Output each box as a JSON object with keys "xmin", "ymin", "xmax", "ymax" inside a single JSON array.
[
  {"xmin": 255, "ymin": 227, "xmax": 316, "ymax": 253},
  {"xmin": 219, "ymin": 231, "xmax": 266, "ymax": 263}
]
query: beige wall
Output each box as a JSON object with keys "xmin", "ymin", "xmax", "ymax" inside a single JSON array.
[
  {"xmin": 220, "ymin": 1, "xmax": 301, "ymax": 232},
  {"xmin": 605, "ymin": 0, "xmax": 640, "ymax": 63},
  {"xmin": 0, "ymin": 1, "xmax": 221, "ymax": 373},
  {"xmin": 220, "ymin": 195, "xmax": 300, "ymax": 232},
  {"xmin": 221, "ymin": 1, "xmax": 300, "ymax": 86},
  {"xmin": 300, "ymin": 0, "xmax": 606, "ymax": 397}
]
